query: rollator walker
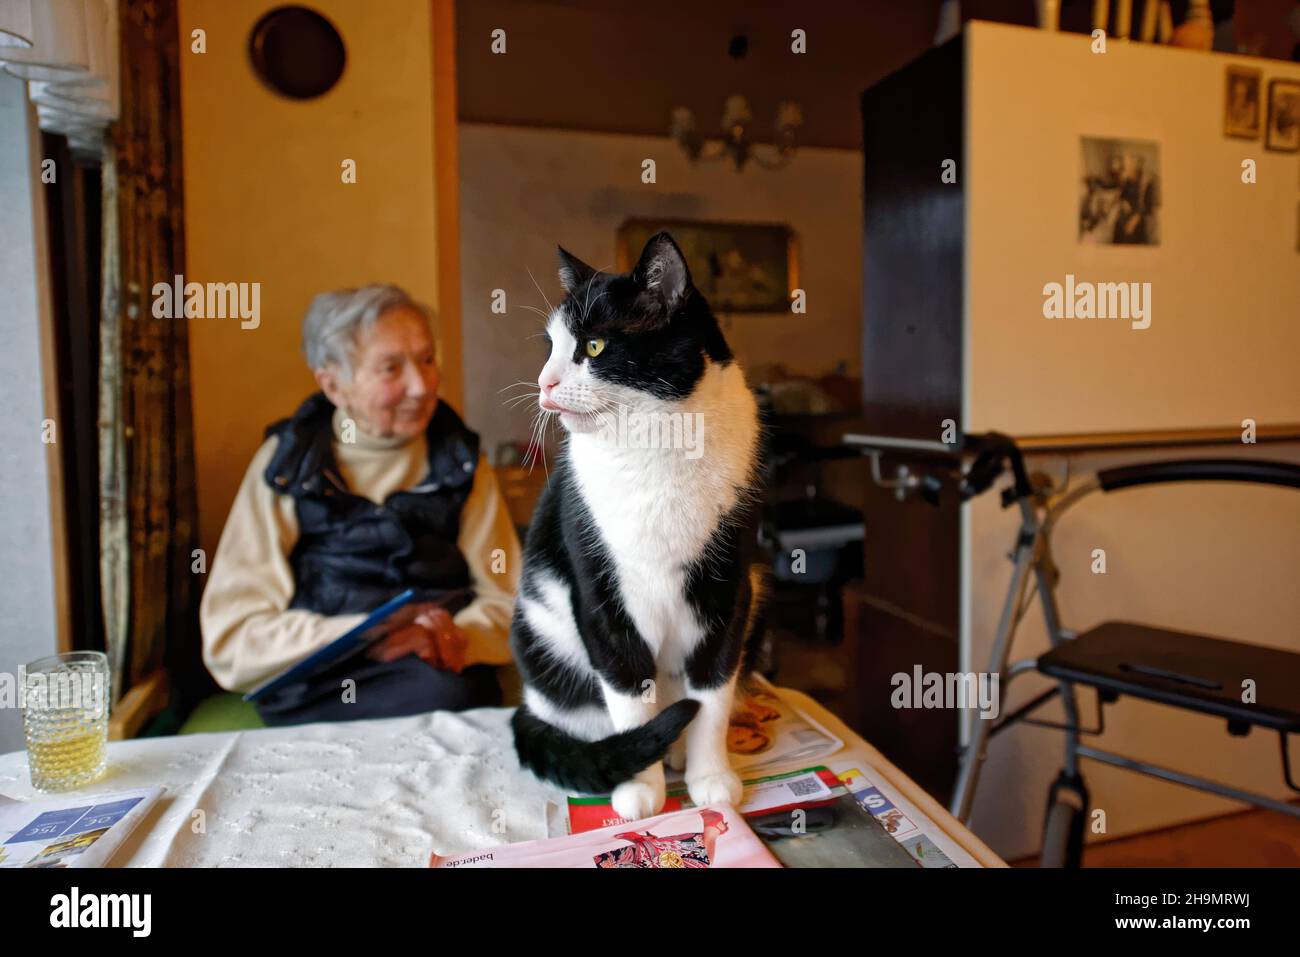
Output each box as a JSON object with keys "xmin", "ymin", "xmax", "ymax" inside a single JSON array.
[{"xmin": 848, "ymin": 431, "xmax": 1300, "ymax": 867}]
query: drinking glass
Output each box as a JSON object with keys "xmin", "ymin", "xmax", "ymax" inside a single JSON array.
[{"xmin": 21, "ymin": 651, "xmax": 110, "ymax": 792}]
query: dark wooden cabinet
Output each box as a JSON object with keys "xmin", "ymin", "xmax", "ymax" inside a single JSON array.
[{"xmin": 844, "ymin": 37, "xmax": 965, "ymax": 801}]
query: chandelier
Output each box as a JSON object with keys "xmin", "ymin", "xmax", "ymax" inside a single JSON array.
[{"xmin": 670, "ymin": 95, "xmax": 802, "ymax": 172}]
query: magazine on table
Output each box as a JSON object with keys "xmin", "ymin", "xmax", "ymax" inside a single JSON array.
[
  {"xmin": 0, "ymin": 786, "xmax": 164, "ymax": 868},
  {"xmin": 432, "ymin": 804, "xmax": 779, "ymax": 868},
  {"xmin": 658, "ymin": 673, "xmax": 843, "ymax": 783}
]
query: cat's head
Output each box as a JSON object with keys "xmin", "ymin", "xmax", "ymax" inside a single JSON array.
[{"xmin": 537, "ymin": 231, "xmax": 733, "ymax": 433}]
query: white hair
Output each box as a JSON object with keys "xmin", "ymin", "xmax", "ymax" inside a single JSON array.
[{"xmin": 301, "ymin": 284, "xmax": 436, "ymax": 379}]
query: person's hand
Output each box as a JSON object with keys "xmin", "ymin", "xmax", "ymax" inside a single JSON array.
[{"xmin": 367, "ymin": 607, "xmax": 468, "ymax": 672}]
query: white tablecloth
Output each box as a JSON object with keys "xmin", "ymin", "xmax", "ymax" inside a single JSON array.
[{"xmin": 0, "ymin": 689, "xmax": 1003, "ymax": 867}]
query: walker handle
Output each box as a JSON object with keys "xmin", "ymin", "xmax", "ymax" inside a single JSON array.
[
  {"xmin": 959, "ymin": 432, "xmax": 1033, "ymax": 505},
  {"xmin": 1097, "ymin": 459, "xmax": 1300, "ymax": 492}
]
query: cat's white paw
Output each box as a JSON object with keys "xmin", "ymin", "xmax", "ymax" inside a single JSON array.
[
  {"xmin": 612, "ymin": 775, "xmax": 666, "ymax": 821},
  {"xmin": 686, "ymin": 768, "xmax": 743, "ymax": 808},
  {"xmin": 664, "ymin": 739, "xmax": 687, "ymax": 772}
]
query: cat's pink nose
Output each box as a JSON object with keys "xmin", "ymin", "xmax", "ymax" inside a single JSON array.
[{"xmin": 539, "ymin": 374, "xmax": 560, "ymax": 394}]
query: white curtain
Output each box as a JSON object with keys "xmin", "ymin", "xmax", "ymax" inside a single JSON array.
[{"xmin": 2, "ymin": 0, "xmax": 126, "ymax": 703}]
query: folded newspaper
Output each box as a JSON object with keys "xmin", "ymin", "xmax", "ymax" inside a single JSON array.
[
  {"xmin": 0, "ymin": 786, "xmax": 164, "ymax": 868},
  {"xmin": 836, "ymin": 766, "xmax": 965, "ymax": 868}
]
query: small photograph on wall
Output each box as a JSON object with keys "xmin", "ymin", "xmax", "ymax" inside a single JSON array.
[
  {"xmin": 615, "ymin": 219, "xmax": 796, "ymax": 312},
  {"xmin": 1264, "ymin": 79, "xmax": 1300, "ymax": 152},
  {"xmin": 1223, "ymin": 66, "xmax": 1262, "ymax": 139},
  {"xmin": 1078, "ymin": 137, "xmax": 1161, "ymax": 246}
]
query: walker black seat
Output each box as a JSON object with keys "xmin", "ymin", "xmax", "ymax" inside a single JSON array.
[{"xmin": 1037, "ymin": 621, "xmax": 1300, "ymax": 733}]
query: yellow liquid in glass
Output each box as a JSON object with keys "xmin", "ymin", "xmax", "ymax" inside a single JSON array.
[{"xmin": 26, "ymin": 723, "xmax": 107, "ymax": 792}]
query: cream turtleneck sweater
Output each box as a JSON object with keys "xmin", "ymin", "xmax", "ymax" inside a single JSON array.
[{"xmin": 200, "ymin": 406, "xmax": 520, "ymax": 693}]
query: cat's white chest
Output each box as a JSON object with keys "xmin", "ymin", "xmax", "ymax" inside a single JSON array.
[
  {"xmin": 567, "ymin": 445, "xmax": 705, "ymax": 664},
  {"xmin": 566, "ymin": 363, "xmax": 758, "ymax": 666}
]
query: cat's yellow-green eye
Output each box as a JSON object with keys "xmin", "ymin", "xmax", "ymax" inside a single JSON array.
[{"xmin": 586, "ymin": 338, "xmax": 606, "ymax": 358}]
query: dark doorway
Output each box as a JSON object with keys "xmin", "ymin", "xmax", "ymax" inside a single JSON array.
[{"xmin": 40, "ymin": 132, "xmax": 105, "ymax": 655}]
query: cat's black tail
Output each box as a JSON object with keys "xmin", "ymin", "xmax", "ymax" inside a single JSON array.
[{"xmin": 511, "ymin": 699, "xmax": 701, "ymax": 795}]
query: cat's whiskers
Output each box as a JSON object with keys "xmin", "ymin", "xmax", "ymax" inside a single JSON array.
[
  {"xmin": 582, "ymin": 292, "xmax": 609, "ymax": 324},
  {"xmin": 517, "ymin": 303, "xmax": 553, "ymax": 324},
  {"xmin": 580, "ymin": 386, "xmax": 636, "ymax": 424},
  {"xmin": 499, "ymin": 379, "xmax": 540, "ymax": 394},
  {"xmin": 503, "ymin": 393, "xmax": 542, "ymax": 410},
  {"xmin": 522, "ymin": 410, "xmax": 545, "ymax": 471},
  {"xmin": 523, "ymin": 407, "xmax": 556, "ymax": 481},
  {"xmin": 525, "ymin": 266, "xmax": 556, "ymax": 317},
  {"xmin": 590, "ymin": 405, "xmax": 617, "ymax": 440},
  {"xmin": 580, "ymin": 265, "xmax": 613, "ymax": 323},
  {"xmin": 500, "ymin": 379, "xmax": 544, "ymax": 412}
]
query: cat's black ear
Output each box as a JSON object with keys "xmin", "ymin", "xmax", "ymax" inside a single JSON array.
[
  {"xmin": 632, "ymin": 231, "xmax": 692, "ymax": 315},
  {"xmin": 557, "ymin": 246, "xmax": 597, "ymax": 295}
]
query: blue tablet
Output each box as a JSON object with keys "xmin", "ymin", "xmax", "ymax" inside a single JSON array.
[{"xmin": 242, "ymin": 589, "xmax": 421, "ymax": 702}]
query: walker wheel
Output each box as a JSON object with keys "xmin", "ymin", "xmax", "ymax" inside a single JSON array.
[{"xmin": 1040, "ymin": 771, "xmax": 1088, "ymax": 868}]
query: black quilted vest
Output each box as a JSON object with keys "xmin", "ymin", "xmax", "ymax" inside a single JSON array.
[{"xmin": 263, "ymin": 393, "xmax": 479, "ymax": 618}]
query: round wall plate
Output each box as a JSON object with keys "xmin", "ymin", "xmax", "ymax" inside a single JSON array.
[{"xmin": 248, "ymin": 5, "xmax": 346, "ymax": 100}]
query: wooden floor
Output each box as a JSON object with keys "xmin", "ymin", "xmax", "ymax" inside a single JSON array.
[{"xmin": 1011, "ymin": 806, "xmax": 1300, "ymax": 867}]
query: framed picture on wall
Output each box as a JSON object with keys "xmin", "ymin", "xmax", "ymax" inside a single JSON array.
[
  {"xmin": 1264, "ymin": 79, "xmax": 1300, "ymax": 152},
  {"xmin": 1223, "ymin": 66, "xmax": 1261, "ymax": 139},
  {"xmin": 1078, "ymin": 137, "xmax": 1161, "ymax": 246},
  {"xmin": 615, "ymin": 219, "xmax": 797, "ymax": 313}
]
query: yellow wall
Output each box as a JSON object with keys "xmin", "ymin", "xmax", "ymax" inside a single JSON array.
[{"xmin": 179, "ymin": 0, "xmax": 448, "ymax": 557}]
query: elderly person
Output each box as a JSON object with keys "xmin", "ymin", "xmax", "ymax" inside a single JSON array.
[{"xmin": 200, "ymin": 284, "xmax": 520, "ymax": 725}]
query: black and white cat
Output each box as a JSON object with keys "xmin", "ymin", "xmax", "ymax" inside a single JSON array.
[{"xmin": 509, "ymin": 231, "xmax": 765, "ymax": 821}]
